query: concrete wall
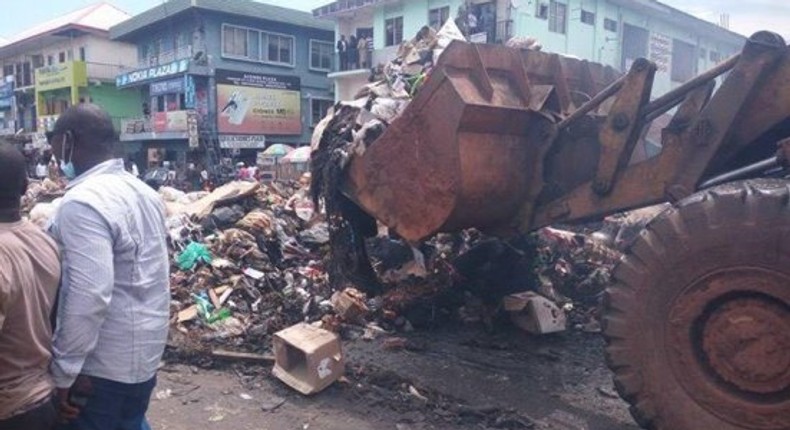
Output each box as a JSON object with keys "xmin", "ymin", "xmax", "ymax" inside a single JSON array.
[
  {"xmin": 87, "ymin": 84, "xmax": 142, "ymax": 130},
  {"xmin": 510, "ymin": 0, "xmax": 744, "ymax": 96}
]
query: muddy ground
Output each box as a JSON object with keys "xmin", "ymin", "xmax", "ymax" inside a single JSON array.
[{"xmin": 150, "ymin": 325, "xmax": 640, "ymax": 430}]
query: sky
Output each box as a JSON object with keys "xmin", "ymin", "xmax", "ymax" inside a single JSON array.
[{"xmin": 0, "ymin": 0, "xmax": 788, "ymax": 41}]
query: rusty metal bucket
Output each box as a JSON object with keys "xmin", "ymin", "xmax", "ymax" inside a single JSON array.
[{"xmin": 343, "ymin": 41, "xmax": 619, "ymax": 242}]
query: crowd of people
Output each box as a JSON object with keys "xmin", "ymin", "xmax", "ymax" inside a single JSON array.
[
  {"xmin": 0, "ymin": 104, "xmax": 169, "ymax": 430},
  {"xmin": 336, "ymin": 33, "xmax": 373, "ymax": 71}
]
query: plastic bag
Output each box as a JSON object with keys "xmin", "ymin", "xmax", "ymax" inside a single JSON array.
[{"xmin": 177, "ymin": 242, "xmax": 213, "ymax": 271}]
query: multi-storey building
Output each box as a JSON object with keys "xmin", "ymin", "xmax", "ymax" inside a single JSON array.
[
  {"xmin": 314, "ymin": 0, "xmax": 745, "ymax": 101},
  {"xmin": 109, "ymin": 0, "xmax": 335, "ymax": 167},
  {"xmin": 0, "ymin": 3, "xmax": 141, "ymax": 135}
]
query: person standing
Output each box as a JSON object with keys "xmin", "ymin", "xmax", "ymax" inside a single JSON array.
[
  {"xmin": 357, "ymin": 35, "xmax": 368, "ymax": 69},
  {"xmin": 0, "ymin": 144, "xmax": 61, "ymax": 430},
  {"xmin": 48, "ymin": 104, "xmax": 170, "ymax": 430},
  {"xmin": 348, "ymin": 34, "xmax": 358, "ymax": 70},
  {"xmin": 336, "ymin": 35, "xmax": 348, "ymax": 71}
]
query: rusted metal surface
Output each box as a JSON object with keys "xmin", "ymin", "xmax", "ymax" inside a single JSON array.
[
  {"xmin": 342, "ymin": 42, "xmax": 618, "ymax": 242},
  {"xmin": 533, "ymin": 31, "xmax": 788, "ymax": 227},
  {"xmin": 666, "ymin": 267, "xmax": 790, "ymax": 428},
  {"xmin": 593, "ymin": 58, "xmax": 656, "ymax": 195}
]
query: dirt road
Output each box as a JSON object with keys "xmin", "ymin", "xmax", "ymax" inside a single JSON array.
[{"xmin": 149, "ymin": 326, "xmax": 639, "ymax": 430}]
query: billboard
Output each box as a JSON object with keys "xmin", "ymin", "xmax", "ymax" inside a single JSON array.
[
  {"xmin": 215, "ymin": 70, "xmax": 301, "ymax": 135},
  {"xmin": 35, "ymin": 61, "xmax": 88, "ymax": 92}
]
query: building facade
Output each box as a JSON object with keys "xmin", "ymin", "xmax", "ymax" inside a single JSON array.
[
  {"xmin": 109, "ymin": 0, "xmax": 335, "ymax": 168},
  {"xmin": 314, "ymin": 0, "xmax": 745, "ymax": 101},
  {"xmin": 0, "ymin": 3, "xmax": 140, "ymax": 135}
]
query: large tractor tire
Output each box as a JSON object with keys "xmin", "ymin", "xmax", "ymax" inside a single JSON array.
[{"xmin": 603, "ymin": 179, "xmax": 790, "ymax": 430}]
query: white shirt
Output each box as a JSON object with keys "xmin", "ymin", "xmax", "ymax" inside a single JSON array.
[
  {"xmin": 49, "ymin": 159, "xmax": 170, "ymax": 388},
  {"xmin": 131, "ymin": 163, "xmax": 139, "ymax": 177}
]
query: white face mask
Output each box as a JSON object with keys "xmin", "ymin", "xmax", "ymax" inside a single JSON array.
[{"xmin": 60, "ymin": 135, "xmax": 76, "ymax": 179}]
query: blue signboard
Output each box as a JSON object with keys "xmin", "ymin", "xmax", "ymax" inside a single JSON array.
[
  {"xmin": 116, "ymin": 59, "xmax": 189, "ymax": 88},
  {"xmin": 184, "ymin": 75, "xmax": 196, "ymax": 109},
  {"xmin": 150, "ymin": 78, "xmax": 184, "ymax": 96},
  {"xmin": 0, "ymin": 82, "xmax": 14, "ymax": 109}
]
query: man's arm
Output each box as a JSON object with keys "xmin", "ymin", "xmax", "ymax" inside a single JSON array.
[
  {"xmin": 0, "ymin": 253, "xmax": 11, "ymax": 331},
  {"xmin": 50, "ymin": 201, "xmax": 115, "ymax": 389}
]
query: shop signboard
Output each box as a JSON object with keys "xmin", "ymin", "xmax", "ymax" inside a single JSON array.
[
  {"xmin": 116, "ymin": 59, "xmax": 189, "ymax": 88},
  {"xmin": 152, "ymin": 110, "xmax": 189, "ymax": 133},
  {"xmin": 150, "ymin": 78, "xmax": 184, "ymax": 96},
  {"xmin": 0, "ymin": 82, "xmax": 13, "ymax": 108},
  {"xmin": 35, "ymin": 61, "xmax": 88, "ymax": 92},
  {"xmin": 215, "ymin": 70, "xmax": 301, "ymax": 135},
  {"xmin": 219, "ymin": 134, "xmax": 267, "ymax": 149}
]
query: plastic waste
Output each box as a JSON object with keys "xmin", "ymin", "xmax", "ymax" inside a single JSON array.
[{"xmin": 177, "ymin": 242, "xmax": 213, "ymax": 271}]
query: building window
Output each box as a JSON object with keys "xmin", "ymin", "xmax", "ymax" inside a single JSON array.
[
  {"xmin": 58, "ymin": 52, "xmax": 66, "ymax": 63},
  {"xmin": 79, "ymin": 47, "xmax": 86, "ymax": 61},
  {"xmin": 671, "ymin": 39, "xmax": 696, "ymax": 82},
  {"xmin": 311, "ymin": 99, "xmax": 333, "ymax": 125},
  {"xmin": 263, "ymin": 32, "xmax": 295, "ymax": 66},
  {"xmin": 710, "ymin": 50, "xmax": 721, "ymax": 62},
  {"xmin": 223, "ymin": 24, "xmax": 250, "ymax": 58},
  {"xmin": 32, "ymin": 55, "xmax": 44, "ymax": 68},
  {"xmin": 536, "ymin": 2, "xmax": 549, "ymax": 19},
  {"xmin": 3, "ymin": 65, "xmax": 13, "ymax": 78},
  {"xmin": 604, "ymin": 18, "xmax": 618, "ymax": 32},
  {"xmin": 310, "ymin": 40, "xmax": 333, "ymax": 71},
  {"xmin": 699, "ymin": 47, "xmax": 707, "ymax": 60},
  {"xmin": 429, "ymin": 6, "xmax": 450, "ymax": 30},
  {"xmin": 385, "ymin": 16, "xmax": 403, "ymax": 47},
  {"xmin": 581, "ymin": 10, "xmax": 595, "ymax": 25},
  {"xmin": 47, "ymin": 55, "xmax": 53, "ymax": 66},
  {"xmin": 549, "ymin": 1, "xmax": 567, "ymax": 34}
]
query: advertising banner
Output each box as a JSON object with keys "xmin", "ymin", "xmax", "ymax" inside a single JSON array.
[
  {"xmin": 215, "ymin": 70, "xmax": 301, "ymax": 135},
  {"xmin": 219, "ymin": 134, "xmax": 267, "ymax": 149},
  {"xmin": 152, "ymin": 111, "xmax": 189, "ymax": 132},
  {"xmin": 35, "ymin": 61, "xmax": 88, "ymax": 92}
]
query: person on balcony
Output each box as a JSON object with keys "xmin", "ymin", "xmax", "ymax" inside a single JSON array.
[
  {"xmin": 349, "ymin": 34, "xmax": 359, "ymax": 70},
  {"xmin": 357, "ymin": 36, "xmax": 368, "ymax": 69},
  {"xmin": 337, "ymin": 35, "xmax": 348, "ymax": 71}
]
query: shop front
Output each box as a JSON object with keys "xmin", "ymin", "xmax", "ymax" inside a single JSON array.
[
  {"xmin": 116, "ymin": 59, "xmax": 207, "ymax": 168},
  {"xmin": 34, "ymin": 61, "xmax": 88, "ymax": 132}
]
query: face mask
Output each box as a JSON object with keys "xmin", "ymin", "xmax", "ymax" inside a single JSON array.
[{"xmin": 60, "ymin": 136, "xmax": 76, "ymax": 179}]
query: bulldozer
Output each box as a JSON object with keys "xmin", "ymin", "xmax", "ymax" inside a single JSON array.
[{"xmin": 325, "ymin": 30, "xmax": 790, "ymax": 429}]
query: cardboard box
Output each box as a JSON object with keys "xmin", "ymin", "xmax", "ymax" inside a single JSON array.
[
  {"xmin": 503, "ymin": 292, "xmax": 567, "ymax": 334},
  {"xmin": 272, "ymin": 323, "xmax": 344, "ymax": 395}
]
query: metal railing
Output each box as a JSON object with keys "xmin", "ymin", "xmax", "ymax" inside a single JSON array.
[
  {"xmin": 312, "ymin": 0, "xmax": 384, "ymax": 17},
  {"xmin": 138, "ymin": 46, "xmax": 194, "ymax": 68}
]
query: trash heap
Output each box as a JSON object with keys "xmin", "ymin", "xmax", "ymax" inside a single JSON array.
[
  {"xmin": 164, "ymin": 179, "xmax": 335, "ymax": 354},
  {"xmin": 23, "ymin": 178, "xmax": 66, "ymax": 227}
]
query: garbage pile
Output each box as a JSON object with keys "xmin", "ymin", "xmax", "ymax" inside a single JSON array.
[
  {"xmin": 164, "ymin": 178, "xmax": 335, "ymax": 354},
  {"xmin": 23, "ymin": 178, "xmax": 66, "ymax": 227}
]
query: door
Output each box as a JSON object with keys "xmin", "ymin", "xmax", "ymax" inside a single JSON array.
[{"xmin": 621, "ymin": 23, "xmax": 649, "ymax": 72}]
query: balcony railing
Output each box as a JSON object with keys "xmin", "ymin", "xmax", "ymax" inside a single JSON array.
[
  {"xmin": 329, "ymin": 46, "xmax": 398, "ymax": 74},
  {"xmin": 312, "ymin": 0, "xmax": 385, "ymax": 17},
  {"xmin": 86, "ymin": 62, "xmax": 129, "ymax": 82},
  {"xmin": 138, "ymin": 46, "xmax": 194, "ymax": 68}
]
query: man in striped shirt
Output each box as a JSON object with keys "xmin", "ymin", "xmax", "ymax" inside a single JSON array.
[{"xmin": 48, "ymin": 104, "xmax": 170, "ymax": 430}]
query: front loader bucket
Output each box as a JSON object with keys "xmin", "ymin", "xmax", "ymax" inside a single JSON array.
[{"xmin": 343, "ymin": 41, "xmax": 619, "ymax": 242}]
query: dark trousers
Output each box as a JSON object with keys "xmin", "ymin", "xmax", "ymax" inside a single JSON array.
[
  {"xmin": 339, "ymin": 52, "xmax": 348, "ymax": 70},
  {"xmin": 0, "ymin": 397, "xmax": 57, "ymax": 430},
  {"xmin": 59, "ymin": 375, "xmax": 156, "ymax": 430}
]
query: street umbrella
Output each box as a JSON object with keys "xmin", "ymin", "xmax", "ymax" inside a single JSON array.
[
  {"xmin": 262, "ymin": 144, "xmax": 295, "ymax": 156},
  {"xmin": 281, "ymin": 146, "xmax": 312, "ymax": 163}
]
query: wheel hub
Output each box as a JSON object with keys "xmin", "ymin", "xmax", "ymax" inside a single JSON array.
[{"xmin": 702, "ymin": 297, "xmax": 790, "ymax": 394}]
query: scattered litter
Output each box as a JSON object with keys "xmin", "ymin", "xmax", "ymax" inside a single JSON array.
[{"xmin": 272, "ymin": 323, "xmax": 344, "ymax": 395}]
